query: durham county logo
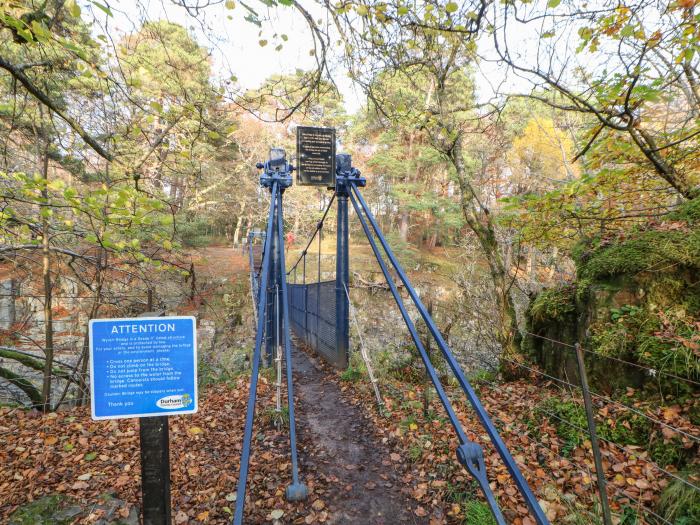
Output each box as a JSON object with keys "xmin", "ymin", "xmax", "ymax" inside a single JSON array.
[{"xmin": 156, "ymin": 393, "xmax": 193, "ymax": 409}]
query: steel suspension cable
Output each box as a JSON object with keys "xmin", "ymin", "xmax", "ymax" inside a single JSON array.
[
  {"xmin": 286, "ymin": 193, "xmax": 336, "ymax": 276},
  {"xmin": 348, "ymin": 189, "xmax": 506, "ymax": 525},
  {"xmin": 350, "ymin": 182, "xmax": 550, "ymax": 525}
]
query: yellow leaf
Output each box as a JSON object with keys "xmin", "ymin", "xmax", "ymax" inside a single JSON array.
[
  {"xmin": 44, "ymin": 435, "xmax": 58, "ymax": 445},
  {"xmin": 188, "ymin": 426, "xmax": 203, "ymax": 435},
  {"xmin": 196, "ymin": 510, "xmax": 209, "ymax": 521}
]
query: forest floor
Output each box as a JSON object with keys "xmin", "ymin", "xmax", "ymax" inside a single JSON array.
[
  {"xmin": 0, "ymin": 245, "xmax": 436, "ymax": 525},
  {"xmin": 1, "ymin": 245, "xmax": 695, "ymax": 524}
]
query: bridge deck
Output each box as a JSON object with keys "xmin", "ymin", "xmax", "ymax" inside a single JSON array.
[{"xmin": 292, "ymin": 343, "xmax": 428, "ymax": 524}]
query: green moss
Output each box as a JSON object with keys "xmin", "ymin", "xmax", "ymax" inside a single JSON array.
[
  {"xmin": 667, "ymin": 198, "xmax": 700, "ymax": 223},
  {"xmin": 580, "ymin": 229, "xmax": 700, "ymax": 281},
  {"xmin": 529, "ymin": 286, "xmax": 577, "ymax": 325},
  {"xmin": 599, "ymin": 411, "xmax": 652, "ymax": 447},
  {"xmin": 649, "ymin": 436, "xmax": 685, "ymax": 468},
  {"xmin": 9, "ymin": 495, "xmax": 79, "ymax": 525},
  {"xmin": 578, "ymin": 199, "xmax": 700, "ymax": 281},
  {"xmin": 539, "ymin": 398, "xmax": 588, "ymax": 455},
  {"xmin": 542, "ymin": 396, "xmax": 692, "ymax": 469}
]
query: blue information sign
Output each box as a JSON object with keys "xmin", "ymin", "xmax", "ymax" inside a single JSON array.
[{"xmin": 89, "ymin": 316, "xmax": 198, "ymax": 420}]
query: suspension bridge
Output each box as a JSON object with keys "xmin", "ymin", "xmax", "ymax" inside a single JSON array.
[{"xmin": 232, "ymin": 143, "xmax": 551, "ymax": 525}]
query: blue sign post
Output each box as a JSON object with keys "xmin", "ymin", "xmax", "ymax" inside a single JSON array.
[{"xmin": 89, "ymin": 316, "xmax": 198, "ymax": 420}]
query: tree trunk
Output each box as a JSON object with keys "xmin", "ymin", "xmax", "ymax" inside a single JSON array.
[
  {"xmin": 427, "ymin": 231, "xmax": 438, "ymax": 250},
  {"xmin": 399, "ymin": 211, "xmax": 409, "ymax": 242},
  {"xmin": 233, "ymin": 201, "xmax": 247, "ymax": 247},
  {"xmin": 450, "ymin": 139, "xmax": 523, "ymax": 379},
  {"xmin": 79, "ymin": 249, "xmax": 106, "ymax": 406},
  {"xmin": 40, "ymin": 146, "xmax": 54, "ymax": 412},
  {"xmin": 629, "ymin": 127, "xmax": 698, "ymax": 200}
]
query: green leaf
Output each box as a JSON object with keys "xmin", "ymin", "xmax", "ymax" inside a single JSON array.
[
  {"xmin": 258, "ymin": 39, "xmax": 268, "ymax": 47},
  {"xmin": 90, "ymin": 1, "xmax": 113, "ymax": 16},
  {"xmin": 30, "ymin": 20, "xmax": 50, "ymax": 41},
  {"xmin": 547, "ymin": 0, "xmax": 561, "ymax": 7},
  {"xmin": 445, "ymin": 2, "xmax": 458, "ymax": 13},
  {"xmin": 225, "ymin": 0, "xmax": 236, "ymax": 8},
  {"xmin": 84, "ymin": 452, "xmax": 97, "ymax": 461},
  {"xmin": 620, "ymin": 24, "xmax": 634, "ymax": 38},
  {"xmin": 67, "ymin": 0, "xmax": 81, "ymax": 17}
]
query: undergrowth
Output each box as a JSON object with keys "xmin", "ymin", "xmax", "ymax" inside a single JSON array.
[
  {"xmin": 539, "ymin": 397, "xmax": 692, "ymax": 469},
  {"xmin": 658, "ymin": 471, "xmax": 700, "ymax": 525},
  {"xmin": 590, "ymin": 304, "xmax": 700, "ymax": 382}
]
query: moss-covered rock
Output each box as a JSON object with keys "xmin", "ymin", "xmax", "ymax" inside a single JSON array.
[
  {"xmin": 524, "ymin": 198, "xmax": 700, "ymax": 392},
  {"xmin": 578, "ymin": 229, "xmax": 700, "ymax": 281},
  {"xmin": 529, "ymin": 286, "xmax": 576, "ymax": 324}
]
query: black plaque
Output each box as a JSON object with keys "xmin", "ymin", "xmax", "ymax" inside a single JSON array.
[{"xmin": 296, "ymin": 126, "xmax": 336, "ymax": 187}]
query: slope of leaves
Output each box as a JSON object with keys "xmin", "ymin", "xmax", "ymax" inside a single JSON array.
[
  {"xmin": 0, "ymin": 377, "xmax": 330, "ymax": 524},
  {"xmin": 332, "ymin": 363, "xmax": 700, "ymax": 525}
]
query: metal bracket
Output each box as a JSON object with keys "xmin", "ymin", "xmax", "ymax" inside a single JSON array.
[
  {"xmin": 335, "ymin": 153, "xmax": 365, "ymax": 194},
  {"xmin": 456, "ymin": 443, "xmax": 506, "ymax": 525},
  {"xmin": 257, "ymin": 157, "xmax": 294, "ymax": 190}
]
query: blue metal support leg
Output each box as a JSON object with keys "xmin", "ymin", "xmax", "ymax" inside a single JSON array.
[
  {"xmin": 275, "ymin": 188, "xmax": 308, "ymax": 501},
  {"xmin": 233, "ymin": 181, "xmax": 278, "ymax": 525},
  {"xmin": 348, "ymin": 190, "xmax": 506, "ymax": 525},
  {"xmin": 335, "ymin": 158, "xmax": 351, "ymax": 368}
]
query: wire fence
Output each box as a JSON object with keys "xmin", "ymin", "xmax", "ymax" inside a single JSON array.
[{"xmin": 473, "ymin": 378, "xmax": 677, "ymax": 525}]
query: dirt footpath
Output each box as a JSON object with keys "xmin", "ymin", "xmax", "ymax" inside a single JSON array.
[{"xmin": 293, "ymin": 346, "xmax": 430, "ymax": 525}]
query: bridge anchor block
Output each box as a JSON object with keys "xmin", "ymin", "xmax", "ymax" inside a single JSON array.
[{"xmin": 285, "ymin": 482, "xmax": 309, "ymax": 502}]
